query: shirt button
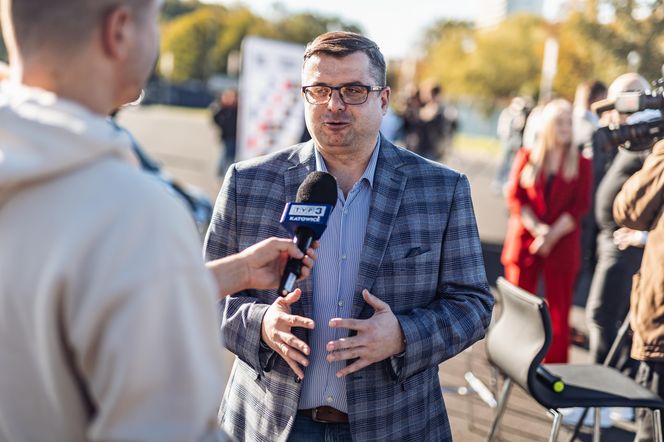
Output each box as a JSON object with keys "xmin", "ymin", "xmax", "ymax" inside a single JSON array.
[
  {"xmin": 343, "ymin": 209, "xmax": 348, "ymax": 215},
  {"xmin": 342, "ymin": 254, "xmax": 347, "ymax": 260},
  {"xmin": 326, "ymin": 395, "xmax": 334, "ymax": 403},
  {"xmin": 338, "ymin": 300, "xmax": 344, "ymax": 307}
]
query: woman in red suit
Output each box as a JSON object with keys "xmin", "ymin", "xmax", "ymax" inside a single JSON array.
[{"xmin": 502, "ymin": 99, "xmax": 592, "ymax": 363}]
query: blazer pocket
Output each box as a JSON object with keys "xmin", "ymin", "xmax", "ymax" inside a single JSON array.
[
  {"xmin": 382, "ymin": 250, "xmax": 436, "ymax": 277},
  {"xmin": 402, "ymin": 247, "xmax": 431, "ymax": 259}
]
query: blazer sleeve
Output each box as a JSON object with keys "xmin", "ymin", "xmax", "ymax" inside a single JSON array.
[
  {"xmin": 613, "ymin": 140, "xmax": 664, "ymax": 231},
  {"xmin": 505, "ymin": 148, "xmax": 530, "ymax": 215},
  {"xmin": 393, "ymin": 174, "xmax": 494, "ymax": 382},
  {"xmin": 204, "ymin": 165, "xmax": 271, "ymax": 375}
]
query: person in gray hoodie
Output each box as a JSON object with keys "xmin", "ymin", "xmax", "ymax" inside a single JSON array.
[{"xmin": 0, "ymin": 1, "xmax": 316, "ymax": 441}]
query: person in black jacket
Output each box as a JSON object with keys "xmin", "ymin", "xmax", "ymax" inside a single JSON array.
[{"xmin": 211, "ymin": 88, "xmax": 238, "ymax": 177}]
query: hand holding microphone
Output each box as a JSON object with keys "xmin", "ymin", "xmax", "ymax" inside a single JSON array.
[
  {"xmin": 261, "ymin": 171, "xmax": 337, "ymax": 378},
  {"xmin": 278, "ymin": 171, "xmax": 337, "ymax": 295}
]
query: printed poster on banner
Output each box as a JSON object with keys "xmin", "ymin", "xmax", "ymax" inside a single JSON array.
[{"xmin": 237, "ymin": 37, "xmax": 305, "ymax": 161}]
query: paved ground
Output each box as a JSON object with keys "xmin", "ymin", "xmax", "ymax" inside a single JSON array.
[{"xmin": 118, "ymin": 105, "xmax": 637, "ymax": 441}]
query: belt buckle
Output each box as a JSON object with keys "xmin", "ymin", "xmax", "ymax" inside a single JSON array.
[{"xmin": 311, "ymin": 407, "xmax": 332, "ymax": 424}]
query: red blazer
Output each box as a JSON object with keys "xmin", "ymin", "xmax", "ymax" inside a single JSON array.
[{"xmin": 501, "ymin": 148, "xmax": 592, "ymax": 271}]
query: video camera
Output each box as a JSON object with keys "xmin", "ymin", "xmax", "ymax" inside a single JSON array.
[{"xmin": 592, "ymin": 78, "xmax": 664, "ymax": 152}]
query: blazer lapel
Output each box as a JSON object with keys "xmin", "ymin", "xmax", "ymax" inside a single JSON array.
[
  {"xmin": 352, "ymin": 139, "xmax": 407, "ymax": 319},
  {"xmin": 284, "ymin": 141, "xmax": 316, "ymax": 319}
]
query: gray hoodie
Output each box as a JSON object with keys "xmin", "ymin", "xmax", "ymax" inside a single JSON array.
[{"xmin": 0, "ymin": 84, "xmax": 226, "ymax": 442}]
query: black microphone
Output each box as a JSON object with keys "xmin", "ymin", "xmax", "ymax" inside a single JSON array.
[{"xmin": 278, "ymin": 171, "xmax": 337, "ymax": 296}]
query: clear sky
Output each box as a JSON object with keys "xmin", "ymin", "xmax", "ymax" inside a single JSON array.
[{"xmin": 203, "ymin": 0, "xmax": 480, "ymax": 59}]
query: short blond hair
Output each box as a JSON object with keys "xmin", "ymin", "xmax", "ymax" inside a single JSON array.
[{"xmin": 1, "ymin": 0, "xmax": 150, "ymax": 55}]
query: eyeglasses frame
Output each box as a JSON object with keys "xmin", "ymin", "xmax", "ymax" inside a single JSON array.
[{"xmin": 301, "ymin": 84, "xmax": 386, "ymax": 105}]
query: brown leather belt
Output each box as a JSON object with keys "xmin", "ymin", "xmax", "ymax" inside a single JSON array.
[{"xmin": 298, "ymin": 406, "xmax": 349, "ymax": 424}]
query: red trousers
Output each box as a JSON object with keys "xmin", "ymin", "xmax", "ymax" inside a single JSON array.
[{"xmin": 504, "ymin": 259, "xmax": 576, "ymax": 363}]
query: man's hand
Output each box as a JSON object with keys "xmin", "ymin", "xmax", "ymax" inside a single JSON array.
[
  {"xmin": 613, "ymin": 227, "xmax": 647, "ymax": 250},
  {"xmin": 325, "ymin": 289, "xmax": 405, "ymax": 378},
  {"xmin": 240, "ymin": 237, "xmax": 318, "ymax": 290},
  {"xmin": 261, "ymin": 289, "xmax": 315, "ymax": 379},
  {"xmin": 207, "ymin": 237, "xmax": 318, "ymax": 297}
]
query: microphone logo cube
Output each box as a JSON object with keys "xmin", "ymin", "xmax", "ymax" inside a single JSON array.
[
  {"xmin": 280, "ymin": 202, "xmax": 332, "ymax": 239},
  {"xmin": 289, "ymin": 204, "xmax": 326, "ymax": 217}
]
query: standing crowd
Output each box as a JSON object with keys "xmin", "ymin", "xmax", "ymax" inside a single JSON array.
[{"xmin": 496, "ymin": 72, "xmax": 664, "ymax": 438}]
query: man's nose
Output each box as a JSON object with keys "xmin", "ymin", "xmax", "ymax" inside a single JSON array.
[{"xmin": 327, "ymin": 89, "xmax": 346, "ymax": 111}]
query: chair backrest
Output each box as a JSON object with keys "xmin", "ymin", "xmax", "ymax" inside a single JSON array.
[{"xmin": 486, "ymin": 277, "xmax": 552, "ymax": 393}]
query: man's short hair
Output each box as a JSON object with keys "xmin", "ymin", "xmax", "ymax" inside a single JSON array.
[
  {"xmin": 2, "ymin": 0, "xmax": 150, "ymax": 55},
  {"xmin": 588, "ymin": 80, "xmax": 607, "ymax": 104},
  {"xmin": 303, "ymin": 32, "xmax": 387, "ymax": 87}
]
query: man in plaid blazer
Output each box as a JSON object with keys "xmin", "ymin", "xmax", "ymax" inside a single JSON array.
[{"xmin": 205, "ymin": 32, "xmax": 494, "ymax": 441}]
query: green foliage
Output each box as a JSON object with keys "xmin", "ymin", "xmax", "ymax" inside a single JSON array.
[
  {"xmin": 273, "ymin": 13, "xmax": 362, "ymax": 45},
  {"xmin": 159, "ymin": 2, "xmax": 362, "ymax": 83},
  {"xmin": 160, "ymin": 7, "xmax": 229, "ymax": 81},
  {"xmin": 161, "ymin": 0, "xmax": 203, "ymax": 21},
  {"xmin": 420, "ymin": 15, "xmax": 545, "ymax": 108},
  {"xmin": 418, "ymin": 2, "xmax": 664, "ymax": 110}
]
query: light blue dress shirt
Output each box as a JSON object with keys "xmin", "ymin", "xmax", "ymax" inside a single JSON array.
[{"xmin": 298, "ymin": 138, "xmax": 380, "ymax": 413}]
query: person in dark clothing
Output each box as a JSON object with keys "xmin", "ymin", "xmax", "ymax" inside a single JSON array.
[
  {"xmin": 415, "ymin": 83, "xmax": 450, "ymax": 161},
  {"xmin": 586, "ymin": 148, "xmax": 648, "ymax": 366},
  {"xmin": 211, "ymin": 89, "xmax": 238, "ymax": 177},
  {"xmin": 575, "ymin": 74, "xmax": 650, "ymax": 314}
]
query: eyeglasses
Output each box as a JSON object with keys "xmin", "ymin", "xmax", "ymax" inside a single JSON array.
[{"xmin": 301, "ymin": 84, "xmax": 385, "ymax": 105}]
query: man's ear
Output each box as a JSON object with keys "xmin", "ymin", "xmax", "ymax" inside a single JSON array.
[
  {"xmin": 100, "ymin": 5, "xmax": 132, "ymax": 60},
  {"xmin": 381, "ymin": 86, "xmax": 391, "ymax": 115}
]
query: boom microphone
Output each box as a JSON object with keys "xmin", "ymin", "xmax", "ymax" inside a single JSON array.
[{"xmin": 278, "ymin": 171, "xmax": 337, "ymax": 295}]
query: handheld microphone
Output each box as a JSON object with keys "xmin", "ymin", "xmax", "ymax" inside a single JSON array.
[
  {"xmin": 536, "ymin": 366, "xmax": 565, "ymax": 393},
  {"xmin": 278, "ymin": 171, "xmax": 337, "ymax": 296}
]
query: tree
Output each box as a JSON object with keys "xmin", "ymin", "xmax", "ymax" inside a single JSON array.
[
  {"xmin": 161, "ymin": 0, "xmax": 202, "ymax": 21},
  {"xmin": 419, "ymin": 15, "xmax": 546, "ymax": 107},
  {"xmin": 273, "ymin": 13, "xmax": 362, "ymax": 45},
  {"xmin": 416, "ymin": 2, "xmax": 664, "ymax": 111},
  {"xmin": 160, "ymin": 4, "xmax": 362, "ymax": 83},
  {"xmin": 160, "ymin": 6, "xmax": 230, "ymax": 82}
]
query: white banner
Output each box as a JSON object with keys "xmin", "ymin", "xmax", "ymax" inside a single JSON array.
[{"xmin": 237, "ymin": 37, "xmax": 306, "ymax": 161}]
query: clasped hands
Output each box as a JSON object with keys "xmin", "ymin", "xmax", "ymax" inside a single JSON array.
[
  {"xmin": 260, "ymin": 289, "xmax": 405, "ymax": 379},
  {"xmin": 529, "ymin": 223, "xmax": 555, "ymax": 257}
]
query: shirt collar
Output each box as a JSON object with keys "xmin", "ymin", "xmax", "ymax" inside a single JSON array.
[{"xmin": 314, "ymin": 136, "xmax": 381, "ymax": 188}]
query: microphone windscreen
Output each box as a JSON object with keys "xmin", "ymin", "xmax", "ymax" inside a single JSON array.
[{"xmin": 295, "ymin": 171, "xmax": 337, "ymax": 208}]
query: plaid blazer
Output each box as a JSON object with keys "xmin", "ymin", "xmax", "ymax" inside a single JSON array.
[{"xmin": 204, "ymin": 138, "xmax": 494, "ymax": 442}]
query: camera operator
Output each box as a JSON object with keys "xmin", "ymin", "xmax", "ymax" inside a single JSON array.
[
  {"xmin": 613, "ymin": 138, "xmax": 664, "ymax": 442},
  {"xmin": 586, "ymin": 73, "xmax": 649, "ymax": 384}
]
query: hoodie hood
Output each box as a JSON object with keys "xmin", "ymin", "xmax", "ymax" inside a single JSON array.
[{"xmin": 0, "ymin": 83, "xmax": 136, "ymax": 204}]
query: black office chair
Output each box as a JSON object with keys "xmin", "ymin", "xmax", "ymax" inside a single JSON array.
[{"xmin": 486, "ymin": 277, "xmax": 664, "ymax": 442}]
